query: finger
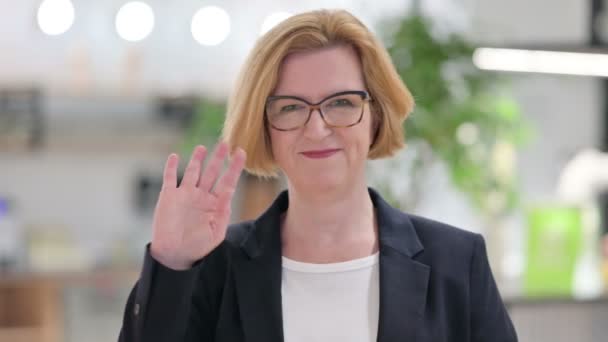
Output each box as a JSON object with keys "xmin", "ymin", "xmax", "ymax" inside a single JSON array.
[
  {"xmin": 162, "ymin": 153, "xmax": 179, "ymax": 190},
  {"xmin": 212, "ymin": 149, "xmax": 245, "ymax": 240},
  {"xmin": 215, "ymin": 147, "xmax": 246, "ymax": 212},
  {"xmin": 180, "ymin": 145, "xmax": 207, "ymax": 188},
  {"xmin": 197, "ymin": 142, "xmax": 229, "ymax": 190},
  {"xmin": 207, "ymin": 146, "xmax": 245, "ymax": 245}
]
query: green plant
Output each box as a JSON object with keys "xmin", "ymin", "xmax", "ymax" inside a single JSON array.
[
  {"xmin": 178, "ymin": 100, "xmax": 226, "ymax": 157},
  {"xmin": 372, "ymin": 13, "xmax": 532, "ymax": 218}
]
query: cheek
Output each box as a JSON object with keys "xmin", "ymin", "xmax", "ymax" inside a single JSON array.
[
  {"xmin": 341, "ymin": 127, "xmax": 371, "ymax": 161},
  {"xmin": 369, "ymin": 116, "xmax": 377, "ymax": 143},
  {"xmin": 367, "ymin": 107, "xmax": 377, "ymax": 137},
  {"xmin": 269, "ymin": 129, "xmax": 294, "ymax": 164},
  {"xmin": 357, "ymin": 111, "xmax": 375, "ymax": 148},
  {"xmin": 269, "ymin": 130, "xmax": 282, "ymax": 159}
]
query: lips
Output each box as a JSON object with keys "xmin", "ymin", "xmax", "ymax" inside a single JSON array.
[{"xmin": 300, "ymin": 148, "xmax": 341, "ymax": 159}]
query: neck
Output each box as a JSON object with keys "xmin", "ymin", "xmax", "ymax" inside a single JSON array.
[{"xmin": 281, "ymin": 182, "xmax": 379, "ymax": 262}]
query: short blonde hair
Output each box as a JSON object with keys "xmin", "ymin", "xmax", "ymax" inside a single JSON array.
[{"xmin": 222, "ymin": 9, "xmax": 414, "ymax": 177}]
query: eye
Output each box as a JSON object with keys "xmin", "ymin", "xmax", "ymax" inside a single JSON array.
[
  {"xmin": 280, "ymin": 104, "xmax": 304, "ymax": 112},
  {"xmin": 328, "ymin": 98, "xmax": 354, "ymax": 107}
]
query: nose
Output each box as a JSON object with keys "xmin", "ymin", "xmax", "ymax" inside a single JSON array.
[{"xmin": 303, "ymin": 108, "xmax": 332, "ymax": 139}]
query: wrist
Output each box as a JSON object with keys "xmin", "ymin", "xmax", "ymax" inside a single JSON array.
[{"xmin": 150, "ymin": 245, "xmax": 192, "ymax": 271}]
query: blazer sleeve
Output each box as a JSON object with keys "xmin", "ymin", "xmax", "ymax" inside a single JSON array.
[
  {"xmin": 118, "ymin": 244, "xmax": 216, "ymax": 342},
  {"xmin": 469, "ymin": 234, "xmax": 518, "ymax": 342}
]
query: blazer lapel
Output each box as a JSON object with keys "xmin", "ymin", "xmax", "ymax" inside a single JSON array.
[
  {"xmin": 370, "ymin": 189, "xmax": 430, "ymax": 342},
  {"xmin": 233, "ymin": 191, "xmax": 288, "ymax": 342}
]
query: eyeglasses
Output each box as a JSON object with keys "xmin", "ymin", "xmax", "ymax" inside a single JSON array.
[{"xmin": 265, "ymin": 90, "xmax": 372, "ymax": 131}]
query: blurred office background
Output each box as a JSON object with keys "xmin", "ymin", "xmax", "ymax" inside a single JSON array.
[{"xmin": 1, "ymin": 0, "xmax": 608, "ymax": 341}]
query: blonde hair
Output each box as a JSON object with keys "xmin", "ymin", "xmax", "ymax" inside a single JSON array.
[{"xmin": 222, "ymin": 9, "xmax": 414, "ymax": 177}]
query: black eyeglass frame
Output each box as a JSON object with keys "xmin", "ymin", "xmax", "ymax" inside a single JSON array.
[{"xmin": 265, "ymin": 90, "xmax": 373, "ymax": 131}]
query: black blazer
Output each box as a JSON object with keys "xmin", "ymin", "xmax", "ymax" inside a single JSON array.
[{"xmin": 118, "ymin": 188, "xmax": 517, "ymax": 342}]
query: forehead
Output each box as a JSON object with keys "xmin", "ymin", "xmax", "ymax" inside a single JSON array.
[{"xmin": 272, "ymin": 44, "xmax": 366, "ymax": 101}]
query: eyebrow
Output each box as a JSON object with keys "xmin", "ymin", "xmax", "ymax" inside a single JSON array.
[{"xmin": 268, "ymin": 90, "xmax": 366, "ymax": 103}]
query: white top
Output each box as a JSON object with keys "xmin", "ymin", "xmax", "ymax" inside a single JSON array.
[{"xmin": 281, "ymin": 252, "xmax": 380, "ymax": 342}]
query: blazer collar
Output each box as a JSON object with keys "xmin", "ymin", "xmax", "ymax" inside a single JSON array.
[
  {"xmin": 240, "ymin": 187, "xmax": 424, "ymax": 259},
  {"xmin": 233, "ymin": 187, "xmax": 430, "ymax": 342}
]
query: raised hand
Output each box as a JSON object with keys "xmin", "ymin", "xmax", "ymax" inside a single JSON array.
[{"xmin": 150, "ymin": 142, "xmax": 246, "ymax": 270}]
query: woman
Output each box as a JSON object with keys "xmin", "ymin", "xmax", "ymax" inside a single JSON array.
[{"xmin": 119, "ymin": 9, "xmax": 517, "ymax": 342}]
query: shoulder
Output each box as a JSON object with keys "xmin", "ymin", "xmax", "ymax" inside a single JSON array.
[
  {"xmin": 408, "ymin": 213, "xmax": 481, "ymax": 249},
  {"xmin": 370, "ymin": 187, "xmax": 482, "ymax": 261},
  {"xmin": 225, "ymin": 220, "xmax": 256, "ymax": 246},
  {"xmin": 406, "ymin": 213, "xmax": 483, "ymax": 270}
]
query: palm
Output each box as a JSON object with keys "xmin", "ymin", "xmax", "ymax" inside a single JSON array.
[{"xmin": 150, "ymin": 143, "xmax": 246, "ymax": 270}]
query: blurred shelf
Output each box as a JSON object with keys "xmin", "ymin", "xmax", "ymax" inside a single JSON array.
[
  {"xmin": 0, "ymin": 87, "xmax": 198, "ymax": 154},
  {"xmin": 0, "ymin": 281, "xmax": 61, "ymax": 342},
  {"xmin": 0, "ymin": 268, "xmax": 139, "ymax": 342},
  {"xmin": 47, "ymin": 126, "xmax": 181, "ymax": 154},
  {"xmin": 506, "ymin": 294, "xmax": 608, "ymax": 342},
  {"xmin": 505, "ymin": 294, "xmax": 608, "ymax": 307},
  {"xmin": 0, "ymin": 327, "xmax": 41, "ymax": 342},
  {"xmin": 0, "ymin": 269, "xmax": 139, "ymax": 286}
]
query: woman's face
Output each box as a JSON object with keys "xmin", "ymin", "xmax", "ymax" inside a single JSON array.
[{"xmin": 268, "ymin": 44, "xmax": 375, "ymax": 193}]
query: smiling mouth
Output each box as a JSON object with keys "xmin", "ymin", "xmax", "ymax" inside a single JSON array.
[{"xmin": 300, "ymin": 149, "xmax": 341, "ymax": 159}]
